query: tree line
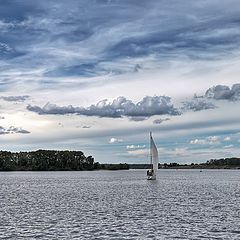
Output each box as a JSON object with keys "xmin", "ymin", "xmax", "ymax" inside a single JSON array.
[
  {"xmin": 161, "ymin": 157, "xmax": 240, "ymax": 169},
  {"xmin": 206, "ymin": 157, "xmax": 240, "ymax": 166},
  {"xmin": 0, "ymin": 150, "xmax": 129, "ymax": 171},
  {"xmin": 128, "ymin": 157, "xmax": 240, "ymax": 169}
]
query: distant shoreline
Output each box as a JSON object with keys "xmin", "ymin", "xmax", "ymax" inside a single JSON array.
[
  {"xmin": 129, "ymin": 165, "xmax": 240, "ymax": 170},
  {"xmin": 0, "ymin": 150, "xmax": 239, "ymax": 171},
  {"xmin": 129, "ymin": 157, "xmax": 240, "ymax": 170},
  {"xmin": 162, "ymin": 165, "xmax": 240, "ymax": 170}
]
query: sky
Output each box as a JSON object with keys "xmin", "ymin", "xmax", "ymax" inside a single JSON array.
[{"xmin": 0, "ymin": 0, "xmax": 240, "ymax": 164}]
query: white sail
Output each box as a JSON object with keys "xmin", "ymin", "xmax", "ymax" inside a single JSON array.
[
  {"xmin": 151, "ymin": 134, "xmax": 159, "ymax": 175},
  {"xmin": 147, "ymin": 132, "xmax": 159, "ymax": 180}
]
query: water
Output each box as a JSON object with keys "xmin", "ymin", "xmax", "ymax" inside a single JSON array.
[{"xmin": 0, "ymin": 170, "xmax": 240, "ymax": 240}]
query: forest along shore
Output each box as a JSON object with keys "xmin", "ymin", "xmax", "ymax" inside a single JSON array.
[
  {"xmin": 0, "ymin": 150, "xmax": 129, "ymax": 171},
  {"xmin": 0, "ymin": 150, "xmax": 239, "ymax": 171},
  {"xmin": 129, "ymin": 157, "xmax": 240, "ymax": 169}
]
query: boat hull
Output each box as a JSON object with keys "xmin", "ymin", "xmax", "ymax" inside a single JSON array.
[{"xmin": 147, "ymin": 175, "xmax": 156, "ymax": 180}]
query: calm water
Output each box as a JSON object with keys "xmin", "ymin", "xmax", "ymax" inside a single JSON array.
[{"xmin": 0, "ymin": 170, "xmax": 240, "ymax": 240}]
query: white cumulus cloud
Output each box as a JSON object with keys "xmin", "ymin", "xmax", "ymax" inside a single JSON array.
[
  {"xmin": 190, "ymin": 136, "xmax": 220, "ymax": 145},
  {"xmin": 126, "ymin": 144, "xmax": 146, "ymax": 149},
  {"xmin": 27, "ymin": 95, "xmax": 180, "ymax": 118},
  {"xmin": 224, "ymin": 136, "xmax": 231, "ymax": 141},
  {"xmin": 109, "ymin": 137, "xmax": 123, "ymax": 144}
]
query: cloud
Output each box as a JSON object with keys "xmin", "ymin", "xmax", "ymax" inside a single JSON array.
[
  {"xmin": 207, "ymin": 136, "xmax": 220, "ymax": 143},
  {"xmin": 82, "ymin": 125, "xmax": 91, "ymax": 129},
  {"xmin": 181, "ymin": 83, "xmax": 240, "ymax": 113},
  {"xmin": 1, "ymin": 95, "xmax": 30, "ymax": 102},
  {"xmin": 0, "ymin": 42, "xmax": 12, "ymax": 53},
  {"xmin": 190, "ymin": 139, "xmax": 207, "ymax": 145},
  {"xmin": 0, "ymin": 41, "xmax": 25, "ymax": 60},
  {"xmin": 122, "ymin": 147, "xmax": 190, "ymax": 160},
  {"xmin": 126, "ymin": 144, "xmax": 146, "ymax": 149},
  {"xmin": 190, "ymin": 136, "xmax": 220, "ymax": 145},
  {"xmin": 134, "ymin": 64, "xmax": 142, "ymax": 72},
  {"xmin": 109, "ymin": 137, "xmax": 123, "ymax": 144},
  {"xmin": 182, "ymin": 83, "xmax": 240, "ymax": 112},
  {"xmin": 0, "ymin": 126, "xmax": 30, "ymax": 134},
  {"xmin": 121, "ymin": 149, "xmax": 149, "ymax": 159},
  {"xmin": 45, "ymin": 63, "xmax": 106, "ymax": 78},
  {"xmin": 1, "ymin": 1, "xmax": 240, "ymax": 164},
  {"xmin": 58, "ymin": 122, "xmax": 64, "ymax": 128},
  {"xmin": 224, "ymin": 136, "xmax": 231, "ymax": 141},
  {"xmin": 2, "ymin": 1, "xmax": 240, "ymax": 93},
  {"xmin": 205, "ymin": 83, "xmax": 240, "ymax": 101},
  {"xmin": 27, "ymin": 95, "xmax": 180, "ymax": 118},
  {"xmin": 128, "ymin": 116, "xmax": 149, "ymax": 121},
  {"xmin": 223, "ymin": 144, "xmax": 234, "ymax": 149},
  {"xmin": 153, "ymin": 118, "xmax": 170, "ymax": 124},
  {"xmin": 27, "ymin": 103, "xmax": 78, "ymax": 115},
  {"xmin": 182, "ymin": 98, "xmax": 216, "ymax": 111},
  {"xmin": 174, "ymin": 147, "xmax": 189, "ymax": 157},
  {"xmin": 76, "ymin": 125, "xmax": 92, "ymax": 129}
]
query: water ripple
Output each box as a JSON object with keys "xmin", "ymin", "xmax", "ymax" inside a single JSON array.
[{"xmin": 0, "ymin": 170, "xmax": 240, "ymax": 239}]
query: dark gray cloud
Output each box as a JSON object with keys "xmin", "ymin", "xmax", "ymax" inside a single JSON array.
[
  {"xmin": 82, "ymin": 125, "xmax": 91, "ymax": 129},
  {"xmin": 0, "ymin": 126, "xmax": 30, "ymax": 134},
  {"xmin": 153, "ymin": 118, "xmax": 170, "ymax": 124},
  {"xmin": 27, "ymin": 103, "xmax": 79, "ymax": 115},
  {"xmin": 1, "ymin": 95, "xmax": 30, "ymax": 102},
  {"xmin": 27, "ymin": 96, "xmax": 180, "ymax": 118},
  {"xmin": 183, "ymin": 98, "xmax": 216, "ymax": 111},
  {"xmin": 128, "ymin": 116, "xmax": 149, "ymax": 122},
  {"xmin": 1, "ymin": 0, "xmax": 240, "ymax": 89},
  {"xmin": 181, "ymin": 83, "xmax": 240, "ymax": 112},
  {"xmin": 205, "ymin": 83, "xmax": 240, "ymax": 100}
]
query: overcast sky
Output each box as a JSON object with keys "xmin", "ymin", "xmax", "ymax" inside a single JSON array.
[{"xmin": 0, "ymin": 0, "xmax": 240, "ymax": 163}]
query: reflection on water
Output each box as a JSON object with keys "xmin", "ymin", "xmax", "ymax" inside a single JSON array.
[{"xmin": 0, "ymin": 170, "xmax": 240, "ymax": 239}]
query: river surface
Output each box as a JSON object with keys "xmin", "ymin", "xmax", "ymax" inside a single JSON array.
[{"xmin": 0, "ymin": 170, "xmax": 240, "ymax": 240}]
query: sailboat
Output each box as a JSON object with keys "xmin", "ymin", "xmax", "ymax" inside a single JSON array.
[{"xmin": 147, "ymin": 132, "xmax": 159, "ymax": 180}]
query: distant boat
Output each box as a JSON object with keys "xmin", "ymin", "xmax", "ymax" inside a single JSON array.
[{"xmin": 147, "ymin": 132, "xmax": 159, "ymax": 180}]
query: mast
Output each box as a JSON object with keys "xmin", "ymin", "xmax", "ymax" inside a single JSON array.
[{"xmin": 150, "ymin": 132, "xmax": 153, "ymax": 169}]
